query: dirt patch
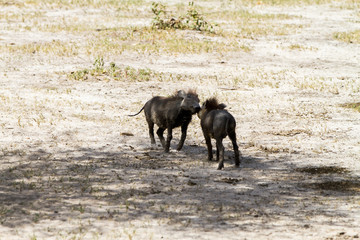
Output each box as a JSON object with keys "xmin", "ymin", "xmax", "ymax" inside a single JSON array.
[
  {"xmin": 305, "ymin": 179, "xmax": 360, "ymax": 193},
  {"xmin": 295, "ymin": 166, "xmax": 350, "ymax": 175}
]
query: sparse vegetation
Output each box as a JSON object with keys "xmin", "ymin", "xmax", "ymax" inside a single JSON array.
[
  {"xmin": 0, "ymin": 1, "xmax": 306, "ymax": 56},
  {"xmin": 69, "ymin": 58, "xmax": 156, "ymax": 82},
  {"xmin": 235, "ymin": 0, "xmax": 356, "ymax": 6},
  {"xmin": 1, "ymin": 40, "xmax": 79, "ymax": 56},
  {"xmin": 341, "ymin": 102, "xmax": 360, "ymax": 112},
  {"xmin": 1, "ymin": 0, "xmax": 147, "ymax": 8},
  {"xmin": 151, "ymin": 1, "xmax": 216, "ymax": 33},
  {"xmin": 287, "ymin": 43, "xmax": 318, "ymax": 51},
  {"xmin": 334, "ymin": 30, "xmax": 360, "ymax": 44}
]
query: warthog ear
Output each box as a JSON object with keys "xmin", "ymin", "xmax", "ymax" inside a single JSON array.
[
  {"xmin": 177, "ymin": 90, "xmax": 187, "ymax": 99},
  {"xmin": 219, "ymin": 103, "xmax": 226, "ymax": 109}
]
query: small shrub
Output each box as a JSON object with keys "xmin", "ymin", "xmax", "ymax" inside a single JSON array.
[
  {"xmin": 185, "ymin": 2, "xmax": 215, "ymax": 32},
  {"xmin": 151, "ymin": 1, "xmax": 216, "ymax": 33}
]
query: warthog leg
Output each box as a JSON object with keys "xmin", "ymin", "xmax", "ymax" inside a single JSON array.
[
  {"xmin": 147, "ymin": 121, "xmax": 155, "ymax": 145},
  {"xmin": 176, "ymin": 124, "xmax": 188, "ymax": 151},
  {"xmin": 203, "ymin": 132, "xmax": 213, "ymax": 161},
  {"xmin": 156, "ymin": 128, "xmax": 166, "ymax": 148},
  {"xmin": 216, "ymin": 138, "xmax": 225, "ymax": 170},
  {"xmin": 165, "ymin": 127, "xmax": 173, "ymax": 153},
  {"xmin": 229, "ymin": 131, "xmax": 240, "ymax": 167}
]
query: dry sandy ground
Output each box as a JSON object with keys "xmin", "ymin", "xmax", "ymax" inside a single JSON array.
[{"xmin": 1, "ymin": 1, "xmax": 360, "ymax": 240}]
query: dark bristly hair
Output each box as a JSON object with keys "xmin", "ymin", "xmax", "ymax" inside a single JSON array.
[
  {"xmin": 173, "ymin": 89, "xmax": 198, "ymax": 95},
  {"xmin": 204, "ymin": 97, "xmax": 226, "ymax": 110},
  {"xmin": 187, "ymin": 89, "xmax": 198, "ymax": 96},
  {"xmin": 170, "ymin": 89, "xmax": 198, "ymax": 99}
]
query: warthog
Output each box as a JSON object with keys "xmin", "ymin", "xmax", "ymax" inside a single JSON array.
[
  {"xmin": 129, "ymin": 90, "xmax": 200, "ymax": 152},
  {"xmin": 198, "ymin": 97, "xmax": 241, "ymax": 170}
]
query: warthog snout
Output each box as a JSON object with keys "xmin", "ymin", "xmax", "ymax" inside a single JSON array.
[
  {"xmin": 194, "ymin": 106, "xmax": 201, "ymax": 113},
  {"xmin": 180, "ymin": 92, "xmax": 201, "ymax": 114}
]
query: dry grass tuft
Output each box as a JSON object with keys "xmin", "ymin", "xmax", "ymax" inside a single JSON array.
[
  {"xmin": 334, "ymin": 30, "xmax": 360, "ymax": 44},
  {"xmin": 340, "ymin": 102, "xmax": 360, "ymax": 112}
]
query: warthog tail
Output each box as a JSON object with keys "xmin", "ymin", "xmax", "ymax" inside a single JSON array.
[{"xmin": 128, "ymin": 105, "xmax": 145, "ymax": 117}]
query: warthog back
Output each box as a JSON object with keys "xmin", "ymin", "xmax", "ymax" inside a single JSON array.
[{"xmin": 198, "ymin": 97, "xmax": 241, "ymax": 170}]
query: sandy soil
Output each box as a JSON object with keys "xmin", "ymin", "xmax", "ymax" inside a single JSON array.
[{"xmin": 0, "ymin": 1, "xmax": 360, "ymax": 240}]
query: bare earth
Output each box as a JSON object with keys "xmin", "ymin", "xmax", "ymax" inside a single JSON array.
[{"xmin": 1, "ymin": 2, "xmax": 360, "ymax": 240}]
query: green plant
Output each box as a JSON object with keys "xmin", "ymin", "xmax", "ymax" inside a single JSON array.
[
  {"xmin": 151, "ymin": 2, "xmax": 170, "ymax": 30},
  {"xmin": 185, "ymin": 1, "xmax": 215, "ymax": 32},
  {"xmin": 151, "ymin": 1, "xmax": 216, "ymax": 33},
  {"xmin": 69, "ymin": 69, "xmax": 89, "ymax": 81},
  {"xmin": 93, "ymin": 56, "xmax": 105, "ymax": 71}
]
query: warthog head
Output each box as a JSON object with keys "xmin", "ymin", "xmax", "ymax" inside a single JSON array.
[{"xmin": 178, "ymin": 90, "xmax": 201, "ymax": 114}]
